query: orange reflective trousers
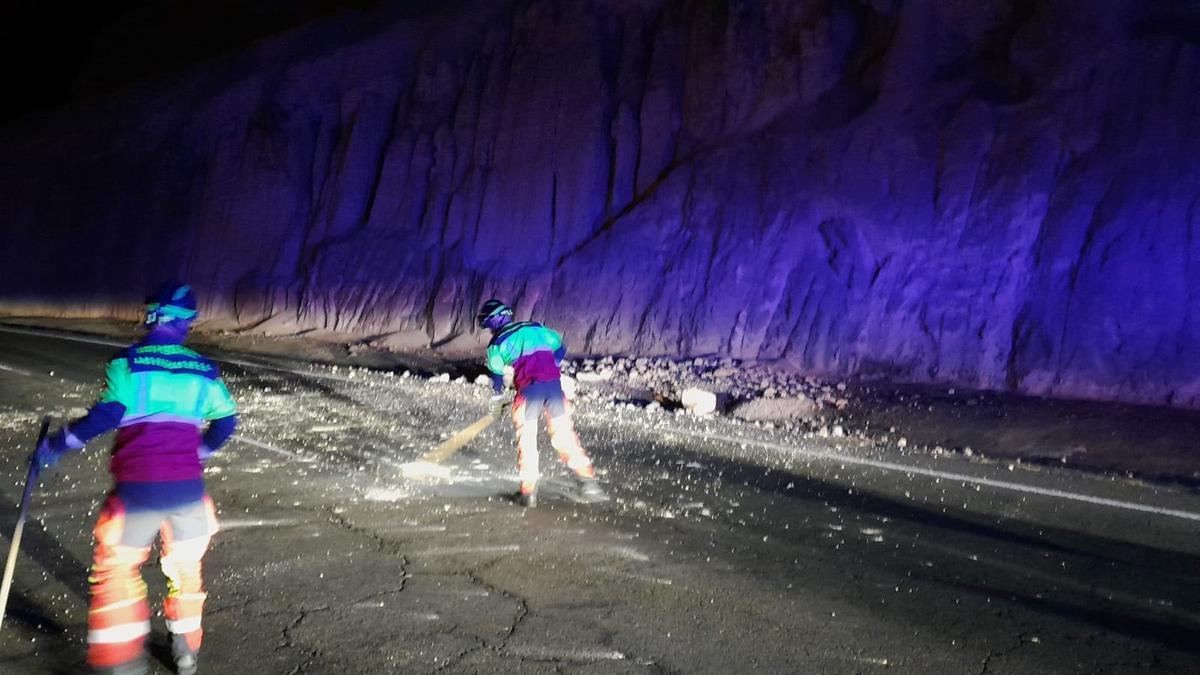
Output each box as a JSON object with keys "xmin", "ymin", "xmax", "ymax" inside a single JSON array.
[
  {"xmin": 512, "ymin": 381, "xmax": 596, "ymax": 495},
  {"xmin": 87, "ymin": 494, "xmax": 218, "ymax": 670}
]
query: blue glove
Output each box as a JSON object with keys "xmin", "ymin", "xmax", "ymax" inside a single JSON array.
[
  {"xmin": 29, "ymin": 436, "xmax": 65, "ymax": 471},
  {"xmin": 198, "ymin": 443, "xmax": 216, "ymax": 463}
]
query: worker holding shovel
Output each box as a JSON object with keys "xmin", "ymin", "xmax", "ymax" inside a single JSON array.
[
  {"xmin": 28, "ymin": 282, "xmax": 237, "ymax": 675},
  {"xmin": 477, "ymin": 299, "xmax": 607, "ymax": 508}
]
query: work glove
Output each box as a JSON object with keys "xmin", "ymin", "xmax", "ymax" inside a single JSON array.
[
  {"xmin": 489, "ymin": 394, "xmax": 508, "ymax": 418},
  {"xmin": 198, "ymin": 443, "xmax": 216, "ymax": 463},
  {"xmin": 29, "ymin": 434, "xmax": 66, "ymax": 471}
]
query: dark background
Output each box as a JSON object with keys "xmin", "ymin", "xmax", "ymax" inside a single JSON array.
[{"xmin": 0, "ymin": 0, "xmax": 384, "ymax": 124}]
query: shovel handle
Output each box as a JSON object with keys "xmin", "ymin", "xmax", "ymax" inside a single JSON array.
[{"xmin": 0, "ymin": 416, "xmax": 51, "ymax": 631}]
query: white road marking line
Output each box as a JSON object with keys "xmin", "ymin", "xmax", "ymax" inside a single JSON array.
[
  {"xmin": 217, "ymin": 355, "xmax": 363, "ymax": 384},
  {"xmin": 506, "ymin": 646, "xmax": 625, "ymax": 662},
  {"xmin": 232, "ymin": 436, "xmax": 297, "ymax": 458},
  {"xmin": 395, "ymin": 611, "xmax": 440, "ymax": 620},
  {"xmin": 670, "ymin": 428, "xmax": 1200, "ymax": 523},
  {"xmin": 0, "ymin": 325, "xmax": 127, "ymax": 348},
  {"xmin": 378, "ymin": 525, "xmax": 448, "ymax": 533},
  {"xmin": 0, "ymin": 326, "xmax": 307, "ymax": 467},
  {"xmin": 408, "ymin": 544, "xmax": 520, "ymax": 556},
  {"xmin": 614, "ymin": 572, "xmax": 674, "ymax": 585},
  {"xmin": 220, "ymin": 518, "xmax": 303, "ymax": 530},
  {"xmin": 0, "ymin": 325, "xmax": 364, "ymax": 384},
  {"xmin": 600, "ymin": 545, "xmax": 651, "ymax": 562},
  {"xmin": 0, "ymin": 361, "xmax": 32, "ymax": 376}
]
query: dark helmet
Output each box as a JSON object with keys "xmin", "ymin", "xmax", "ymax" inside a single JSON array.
[
  {"xmin": 477, "ymin": 299, "xmax": 513, "ymax": 329},
  {"xmin": 145, "ymin": 281, "xmax": 198, "ymax": 326}
]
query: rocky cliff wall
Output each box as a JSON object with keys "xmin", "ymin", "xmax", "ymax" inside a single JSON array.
[{"xmin": 1, "ymin": 0, "xmax": 1199, "ymax": 407}]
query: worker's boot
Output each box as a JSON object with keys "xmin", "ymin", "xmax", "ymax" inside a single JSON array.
[
  {"xmin": 576, "ymin": 477, "xmax": 609, "ymax": 503},
  {"xmin": 172, "ymin": 635, "xmax": 198, "ymax": 675},
  {"xmin": 515, "ymin": 487, "xmax": 538, "ymax": 508}
]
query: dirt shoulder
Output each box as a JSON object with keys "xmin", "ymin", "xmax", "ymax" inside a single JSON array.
[{"xmin": 840, "ymin": 382, "xmax": 1200, "ymax": 486}]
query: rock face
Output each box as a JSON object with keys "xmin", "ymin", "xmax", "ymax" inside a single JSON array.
[{"xmin": 1, "ymin": 0, "xmax": 1199, "ymax": 407}]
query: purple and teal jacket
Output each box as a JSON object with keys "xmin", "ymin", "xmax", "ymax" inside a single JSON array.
[
  {"xmin": 486, "ymin": 321, "xmax": 567, "ymax": 394},
  {"xmin": 56, "ymin": 332, "xmax": 237, "ymax": 509}
]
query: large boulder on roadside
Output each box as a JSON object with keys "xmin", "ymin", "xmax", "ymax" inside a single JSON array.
[
  {"xmin": 681, "ymin": 388, "xmax": 718, "ymax": 416},
  {"xmin": 730, "ymin": 396, "xmax": 819, "ymax": 423}
]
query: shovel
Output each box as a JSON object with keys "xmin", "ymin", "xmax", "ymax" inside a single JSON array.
[{"xmin": 0, "ymin": 416, "xmax": 51, "ymax": 631}]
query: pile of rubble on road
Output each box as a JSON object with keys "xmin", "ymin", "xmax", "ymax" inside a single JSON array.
[{"xmin": 556, "ymin": 355, "xmax": 852, "ymax": 427}]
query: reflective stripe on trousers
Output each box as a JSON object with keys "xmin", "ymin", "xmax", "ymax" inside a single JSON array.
[
  {"xmin": 512, "ymin": 386, "xmax": 596, "ymax": 494},
  {"xmin": 87, "ymin": 494, "xmax": 218, "ymax": 669}
]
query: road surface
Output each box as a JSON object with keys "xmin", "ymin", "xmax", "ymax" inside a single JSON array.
[{"xmin": 0, "ymin": 325, "xmax": 1198, "ymax": 673}]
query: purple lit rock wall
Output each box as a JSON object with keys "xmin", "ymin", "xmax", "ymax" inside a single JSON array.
[{"xmin": 2, "ymin": 0, "xmax": 1199, "ymax": 407}]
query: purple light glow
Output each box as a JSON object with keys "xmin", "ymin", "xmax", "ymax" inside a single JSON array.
[{"xmin": 1, "ymin": 0, "xmax": 1198, "ymax": 408}]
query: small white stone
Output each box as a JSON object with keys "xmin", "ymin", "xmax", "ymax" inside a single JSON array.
[
  {"xmin": 560, "ymin": 375, "xmax": 578, "ymax": 400},
  {"xmin": 576, "ymin": 371, "xmax": 611, "ymax": 382}
]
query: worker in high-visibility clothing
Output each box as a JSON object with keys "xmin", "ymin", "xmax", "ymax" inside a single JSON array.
[
  {"xmin": 477, "ymin": 299, "xmax": 607, "ymax": 508},
  {"xmin": 32, "ymin": 282, "xmax": 237, "ymax": 675}
]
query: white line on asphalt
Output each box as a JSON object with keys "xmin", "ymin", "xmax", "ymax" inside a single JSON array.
[
  {"xmin": 219, "ymin": 518, "xmax": 304, "ymax": 530},
  {"xmin": 393, "ymin": 611, "xmax": 440, "ymax": 620},
  {"xmin": 615, "ymin": 572, "xmax": 674, "ymax": 586},
  {"xmin": 506, "ymin": 646, "xmax": 626, "ymax": 662},
  {"xmin": 218, "ymin": 354, "xmax": 364, "ymax": 384},
  {"xmin": 232, "ymin": 436, "xmax": 298, "ymax": 458},
  {"xmin": 0, "ymin": 327, "xmax": 308, "ymax": 466},
  {"xmin": 0, "ymin": 325, "xmax": 363, "ymax": 384},
  {"xmin": 669, "ymin": 428, "xmax": 1200, "ymax": 523},
  {"xmin": 0, "ymin": 361, "xmax": 32, "ymax": 376},
  {"xmin": 351, "ymin": 600, "xmax": 387, "ymax": 609},
  {"xmin": 376, "ymin": 524, "xmax": 448, "ymax": 533},
  {"xmin": 417, "ymin": 588, "xmax": 491, "ymax": 597},
  {"xmin": 407, "ymin": 544, "xmax": 520, "ymax": 556},
  {"xmin": 600, "ymin": 545, "xmax": 651, "ymax": 562},
  {"xmin": 0, "ymin": 325, "xmax": 127, "ymax": 348}
]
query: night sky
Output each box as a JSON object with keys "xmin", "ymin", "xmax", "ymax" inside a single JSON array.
[{"xmin": 0, "ymin": 0, "xmax": 383, "ymax": 124}]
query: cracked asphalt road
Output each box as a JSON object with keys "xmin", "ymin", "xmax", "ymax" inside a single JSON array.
[{"xmin": 1, "ymin": 327, "xmax": 1199, "ymax": 673}]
